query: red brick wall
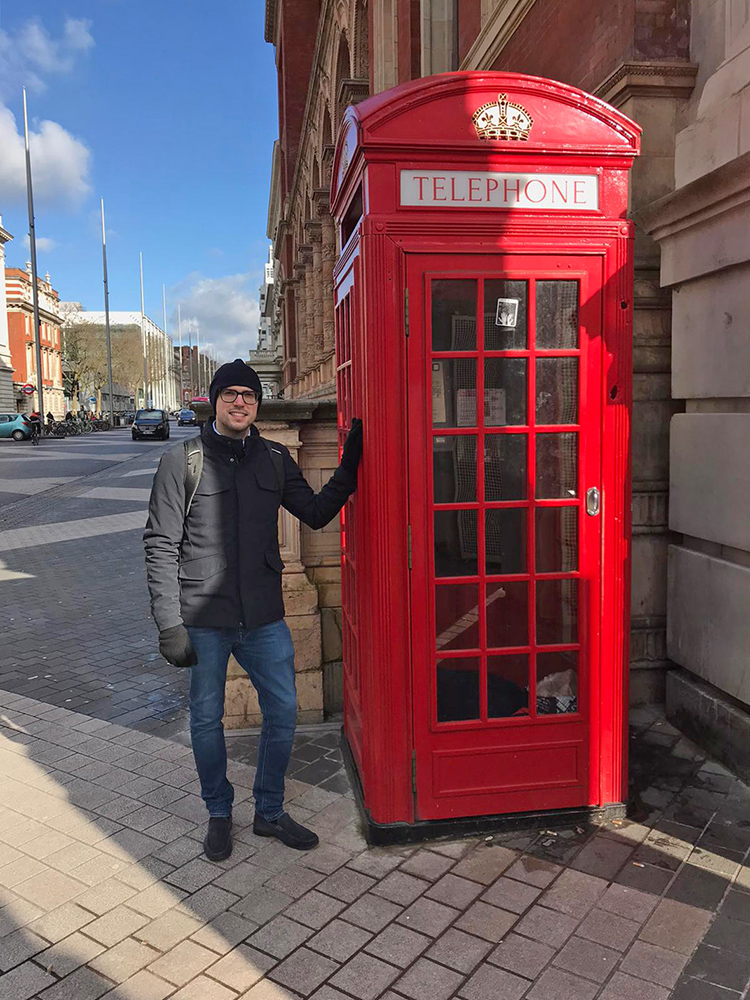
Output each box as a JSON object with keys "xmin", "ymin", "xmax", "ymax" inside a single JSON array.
[
  {"xmin": 397, "ymin": 0, "xmax": 421, "ymax": 83},
  {"xmin": 491, "ymin": 0, "xmax": 635, "ymax": 94},
  {"xmin": 278, "ymin": 0, "xmax": 321, "ymax": 200},
  {"xmin": 458, "ymin": 0, "xmax": 482, "ymax": 65},
  {"xmin": 634, "ymin": 0, "xmax": 690, "ymax": 61},
  {"xmin": 7, "ymin": 312, "xmax": 28, "ymax": 385}
]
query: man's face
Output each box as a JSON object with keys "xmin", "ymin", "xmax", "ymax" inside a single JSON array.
[{"xmin": 215, "ymin": 384, "xmax": 259, "ymax": 435}]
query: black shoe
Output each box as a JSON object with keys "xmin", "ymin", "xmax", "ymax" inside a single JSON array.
[
  {"xmin": 204, "ymin": 815, "xmax": 232, "ymax": 861},
  {"xmin": 253, "ymin": 811, "xmax": 319, "ymax": 851}
]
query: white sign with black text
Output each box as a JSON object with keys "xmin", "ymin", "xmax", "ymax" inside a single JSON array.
[{"xmin": 400, "ymin": 170, "xmax": 599, "ymax": 211}]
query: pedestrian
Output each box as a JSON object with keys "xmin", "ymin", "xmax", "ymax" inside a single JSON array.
[{"xmin": 144, "ymin": 359, "xmax": 363, "ymax": 861}]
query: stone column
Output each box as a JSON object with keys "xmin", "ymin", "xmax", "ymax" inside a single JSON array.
[
  {"xmin": 305, "ymin": 220, "xmax": 324, "ymax": 365},
  {"xmin": 315, "ymin": 189, "xmax": 337, "ymax": 358},
  {"xmin": 293, "ymin": 255, "xmax": 310, "ymax": 380},
  {"xmin": 0, "ymin": 219, "xmax": 15, "ymax": 412}
]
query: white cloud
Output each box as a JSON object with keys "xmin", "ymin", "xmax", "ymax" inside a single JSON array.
[
  {"xmin": 22, "ymin": 234, "xmax": 57, "ymax": 253},
  {"xmin": 0, "ymin": 104, "xmax": 91, "ymax": 207},
  {"xmin": 0, "ymin": 17, "xmax": 94, "ymax": 100},
  {"xmin": 171, "ymin": 272, "xmax": 261, "ymax": 361}
]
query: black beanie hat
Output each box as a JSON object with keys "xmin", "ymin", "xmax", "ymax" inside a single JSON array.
[{"xmin": 209, "ymin": 359, "xmax": 263, "ymax": 410}]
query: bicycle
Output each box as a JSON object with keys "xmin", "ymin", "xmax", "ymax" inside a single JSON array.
[{"xmin": 29, "ymin": 422, "xmax": 41, "ymax": 446}]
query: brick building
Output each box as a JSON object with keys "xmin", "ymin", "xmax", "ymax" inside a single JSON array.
[
  {"xmin": 264, "ymin": 0, "xmax": 750, "ymax": 760},
  {"xmin": 0, "ymin": 219, "xmax": 14, "ymax": 412},
  {"xmin": 6, "ymin": 265, "xmax": 65, "ymax": 418}
]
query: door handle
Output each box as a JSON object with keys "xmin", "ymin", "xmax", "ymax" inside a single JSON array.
[{"xmin": 586, "ymin": 487, "xmax": 600, "ymax": 516}]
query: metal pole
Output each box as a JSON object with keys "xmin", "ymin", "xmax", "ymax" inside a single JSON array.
[
  {"xmin": 100, "ymin": 199, "xmax": 115, "ymax": 426},
  {"xmin": 196, "ymin": 321, "xmax": 201, "ymax": 395},
  {"xmin": 22, "ymin": 89, "xmax": 44, "ymax": 418},
  {"xmin": 188, "ymin": 320, "xmax": 195, "ymax": 398},
  {"xmin": 139, "ymin": 252, "xmax": 148, "ymax": 407},
  {"xmin": 162, "ymin": 284, "xmax": 168, "ymax": 411},
  {"xmin": 177, "ymin": 304, "xmax": 184, "ymax": 403}
]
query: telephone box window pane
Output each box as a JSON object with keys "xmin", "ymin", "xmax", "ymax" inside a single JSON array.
[
  {"xmin": 435, "ymin": 510, "xmax": 478, "ymax": 577},
  {"xmin": 488, "ymin": 655, "xmax": 529, "ymax": 718},
  {"xmin": 433, "ymin": 436, "xmax": 476, "ymax": 504},
  {"xmin": 537, "ymin": 579, "xmax": 579, "ymax": 645},
  {"xmin": 536, "ymin": 433, "xmax": 578, "ymax": 499},
  {"xmin": 486, "ymin": 582, "xmax": 528, "ymax": 648},
  {"xmin": 485, "ymin": 359, "xmax": 527, "ymax": 426},
  {"xmin": 437, "ymin": 658, "xmax": 480, "ymax": 722},
  {"xmin": 485, "ymin": 434, "xmax": 527, "ymax": 500},
  {"xmin": 536, "ymin": 358, "xmax": 579, "ymax": 425},
  {"xmin": 485, "ymin": 279, "xmax": 528, "ymax": 349},
  {"xmin": 435, "ymin": 584, "xmax": 480, "ymax": 651},
  {"xmin": 432, "ymin": 359, "xmax": 477, "ymax": 428},
  {"xmin": 485, "ymin": 509, "xmax": 527, "ymax": 574},
  {"xmin": 537, "ymin": 651, "xmax": 578, "ymax": 715},
  {"xmin": 537, "ymin": 281, "xmax": 579, "ymax": 349},
  {"xmin": 432, "ymin": 279, "xmax": 477, "ymax": 351},
  {"xmin": 536, "ymin": 508, "xmax": 578, "ymax": 572}
]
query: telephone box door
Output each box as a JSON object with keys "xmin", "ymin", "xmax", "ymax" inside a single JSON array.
[{"xmin": 408, "ymin": 253, "xmax": 605, "ymax": 821}]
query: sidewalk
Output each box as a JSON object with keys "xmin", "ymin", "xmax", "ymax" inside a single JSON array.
[{"xmin": 0, "ymin": 691, "xmax": 748, "ymax": 1000}]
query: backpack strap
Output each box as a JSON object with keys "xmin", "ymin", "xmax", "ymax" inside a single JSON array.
[
  {"xmin": 183, "ymin": 438, "xmax": 204, "ymax": 517},
  {"xmin": 263, "ymin": 439, "xmax": 285, "ymax": 494}
]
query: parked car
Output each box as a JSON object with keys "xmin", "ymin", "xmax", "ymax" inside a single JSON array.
[
  {"xmin": 0, "ymin": 413, "xmax": 32, "ymax": 441},
  {"xmin": 177, "ymin": 408, "xmax": 197, "ymax": 426},
  {"xmin": 132, "ymin": 408, "xmax": 170, "ymax": 441}
]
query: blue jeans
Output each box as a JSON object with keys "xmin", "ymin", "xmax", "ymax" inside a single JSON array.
[{"xmin": 186, "ymin": 620, "xmax": 296, "ymax": 820}]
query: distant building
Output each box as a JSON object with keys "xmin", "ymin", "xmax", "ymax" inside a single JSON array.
[
  {"xmin": 6, "ymin": 264, "xmax": 65, "ymax": 417},
  {"xmin": 250, "ymin": 243, "xmax": 283, "ymax": 398},
  {"xmin": 174, "ymin": 344, "xmax": 216, "ymax": 403},
  {"xmin": 0, "ymin": 218, "xmax": 14, "ymax": 411}
]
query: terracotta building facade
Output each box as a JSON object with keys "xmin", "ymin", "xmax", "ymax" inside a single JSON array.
[
  {"xmin": 6, "ymin": 265, "xmax": 65, "ymax": 418},
  {"xmin": 264, "ymin": 0, "xmax": 750, "ymax": 759}
]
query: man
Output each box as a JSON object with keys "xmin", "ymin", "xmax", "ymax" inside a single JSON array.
[{"xmin": 144, "ymin": 359, "xmax": 362, "ymax": 861}]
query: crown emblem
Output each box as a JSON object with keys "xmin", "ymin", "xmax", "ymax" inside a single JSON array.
[{"xmin": 472, "ymin": 94, "xmax": 533, "ymax": 142}]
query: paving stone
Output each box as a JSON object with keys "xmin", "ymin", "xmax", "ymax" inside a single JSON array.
[
  {"xmin": 455, "ymin": 900, "xmax": 518, "ymax": 942},
  {"xmin": 23, "ymin": 831, "xmax": 76, "ymax": 860},
  {"xmin": 398, "ymin": 850, "xmax": 455, "ymax": 882},
  {"xmin": 309, "ymin": 989, "xmax": 352, "ymax": 1000},
  {"xmin": 395, "ymin": 896, "xmax": 457, "ymax": 937},
  {"xmin": 169, "ymin": 976, "xmax": 237, "ymax": 1000},
  {"xmin": 84, "ymin": 905, "xmax": 150, "ymax": 946},
  {"xmin": 89, "ymin": 936, "xmax": 160, "ymax": 983},
  {"xmin": 576, "ymin": 906, "xmax": 641, "ymax": 952},
  {"xmin": 598, "ymin": 971, "xmax": 670, "ymax": 1000},
  {"xmin": 264, "ymin": 865, "xmax": 325, "ymax": 900},
  {"xmin": 68, "ymin": 853, "xmax": 129, "ymax": 887},
  {"xmin": 284, "ymin": 889, "xmax": 347, "ymax": 929},
  {"xmin": 703, "ymin": 913, "xmax": 750, "ymax": 956},
  {"xmin": 269, "ymin": 945, "xmax": 339, "ymax": 996},
  {"xmin": 0, "ymin": 855, "xmax": 49, "ymax": 888},
  {"xmin": 152, "ymin": 837, "xmax": 204, "ymax": 868},
  {"xmin": 458, "ymin": 962, "xmax": 529, "ymax": 1000},
  {"xmin": 504, "ymin": 857, "xmax": 562, "ymax": 888},
  {"xmin": 231, "ymin": 887, "xmax": 293, "ymax": 925},
  {"xmin": 364, "ymin": 922, "xmax": 430, "ymax": 968},
  {"xmin": 620, "ymin": 939, "xmax": 690, "ymax": 989},
  {"xmin": 666, "ymin": 863, "xmax": 728, "ymax": 910},
  {"xmin": 35, "ymin": 930, "xmax": 106, "ymax": 977},
  {"xmin": 178, "ymin": 884, "xmax": 238, "ymax": 923},
  {"xmin": 247, "ymin": 915, "xmax": 314, "ymax": 959},
  {"xmin": 146, "ymin": 938, "xmax": 217, "ymax": 986},
  {"xmin": 393, "ymin": 956, "xmax": 464, "ymax": 1000},
  {"xmin": 164, "ymin": 858, "xmax": 223, "ymax": 893},
  {"xmin": 0, "ymin": 958, "xmax": 54, "ymax": 999},
  {"xmin": 215, "ymin": 861, "xmax": 271, "ymax": 896},
  {"xmin": 452, "ymin": 846, "xmax": 518, "ymax": 886},
  {"xmin": 514, "ymin": 904, "xmax": 578, "ymax": 949},
  {"xmin": 345, "ymin": 851, "xmax": 402, "ymax": 880},
  {"xmin": 136, "ymin": 909, "xmax": 204, "ymax": 950},
  {"xmin": 488, "ymin": 931, "xmax": 554, "ymax": 979},
  {"xmin": 241, "ymin": 977, "xmax": 304, "ymax": 998},
  {"xmin": 37, "ymin": 966, "xmax": 112, "ymax": 1000},
  {"xmin": 115, "ymin": 858, "xmax": 175, "ymax": 891},
  {"xmin": 639, "ymin": 898, "xmax": 712, "ymax": 955},
  {"xmin": 596, "ymin": 883, "xmax": 659, "ymax": 923},
  {"xmin": 614, "ymin": 861, "xmax": 674, "ymax": 895},
  {"xmin": 191, "ymin": 911, "xmax": 258, "ymax": 954},
  {"xmin": 13, "ymin": 869, "xmax": 87, "ymax": 910},
  {"xmin": 0, "ymin": 926, "xmax": 48, "ymax": 971},
  {"xmin": 553, "ymin": 935, "xmax": 619, "ymax": 984},
  {"xmin": 540, "ymin": 869, "xmax": 608, "ymax": 918},
  {"xmin": 77, "ymin": 878, "xmax": 138, "ymax": 916},
  {"xmin": 28, "ymin": 902, "xmax": 95, "ymax": 943},
  {"xmin": 127, "ymin": 882, "xmax": 187, "ymax": 919},
  {"xmin": 328, "ymin": 951, "xmax": 399, "ymax": 1000},
  {"xmin": 424, "ymin": 872, "xmax": 484, "ymax": 910},
  {"xmin": 481, "ymin": 876, "xmax": 542, "ymax": 914},
  {"xmin": 308, "ymin": 919, "xmax": 372, "ymax": 963},
  {"xmin": 206, "ymin": 942, "xmax": 276, "ymax": 991},
  {"xmin": 685, "ymin": 942, "xmax": 750, "ymax": 992},
  {"xmin": 315, "ymin": 868, "xmax": 376, "ymax": 904},
  {"xmin": 426, "ymin": 927, "xmax": 492, "ymax": 974},
  {"xmin": 526, "ymin": 966, "xmax": 599, "ymax": 999},
  {"xmin": 570, "ymin": 836, "xmax": 635, "ymax": 880}
]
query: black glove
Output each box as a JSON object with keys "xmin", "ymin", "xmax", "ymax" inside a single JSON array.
[
  {"xmin": 159, "ymin": 625, "xmax": 198, "ymax": 668},
  {"xmin": 341, "ymin": 417, "xmax": 363, "ymax": 475}
]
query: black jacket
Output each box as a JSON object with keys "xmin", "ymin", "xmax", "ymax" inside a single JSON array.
[{"xmin": 144, "ymin": 422, "xmax": 355, "ymax": 631}]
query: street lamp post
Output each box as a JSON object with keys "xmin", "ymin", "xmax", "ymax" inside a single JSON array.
[
  {"xmin": 100, "ymin": 199, "xmax": 115, "ymax": 427},
  {"xmin": 22, "ymin": 89, "xmax": 44, "ymax": 418}
]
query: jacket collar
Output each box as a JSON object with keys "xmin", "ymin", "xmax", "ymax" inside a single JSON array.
[{"xmin": 202, "ymin": 420, "xmax": 259, "ymax": 461}]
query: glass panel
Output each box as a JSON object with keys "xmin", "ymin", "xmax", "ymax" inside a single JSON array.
[
  {"xmin": 536, "ymin": 358, "xmax": 578, "ymax": 425},
  {"xmin": 537, "ymin": 579, "xmax": 578, "ymax": 645},
  {"xmin": 536, "ymin": 433, "xmax": 578, "ymax": 499},
  {"xmin": 437, "ymin": 658, "xmax": 480, "ymax": 722},
  {"xmin": 537, "ymin": 650, "xmax": 578, "ymax": 714},
  {"xmin": 537, "ymin": 281, "xmax": 579, "ymax": 349},
  {"xmin": 484, "ymin": 359, "xmax": 527, "ymax": 426},
  {"xmin": 434, "ymin": 436, "xmax": 476, "ymax": 504},
  {"xmin": 432, "ymin": 279, "xmax": 477, "ymax": 351},
  {"xmin": 435, "ymin": 510, "xmax": 477, "ymax": 577},
  {"xmin": 486, "ymin": 582, "xmax": 528, "ymax": 648},
  {"xmin": 536, "ymin": 508, "xmax": 578, "ymax": 573},
  {"xmin": 485, "ymin": 434, "xmax": 526, "ymax": 500},
  {"xmin": 484, "ymin": 279, "xmax": 528, "ymax": 349},
  {"xmin": 488, "ymin": 655, "xmax": 529, "ymax": 718},
  {"xmin": 432, "ymin": 359, "xmax": 477, "ymax": 428},
  {"xmin": 485, "ymin": 509, "xmax": 526, "ymax": 574},
  {"xmin": 435, "ymin": 584, "xmax": 480, "ymax": 651}
]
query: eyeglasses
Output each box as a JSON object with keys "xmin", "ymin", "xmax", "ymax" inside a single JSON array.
[{"xmin": 219, "ymin": 388, "xmax": 260, "ymax": 405}]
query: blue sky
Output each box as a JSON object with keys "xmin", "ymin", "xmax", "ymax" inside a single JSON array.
[{"xmin": 0, "ymin": 0, "xmax": 278, "ymax": 359}]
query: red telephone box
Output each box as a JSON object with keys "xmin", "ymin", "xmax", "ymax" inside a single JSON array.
[{"xmin": 331, "ymin": 72, "xmax": 640, "ymax": 842}]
